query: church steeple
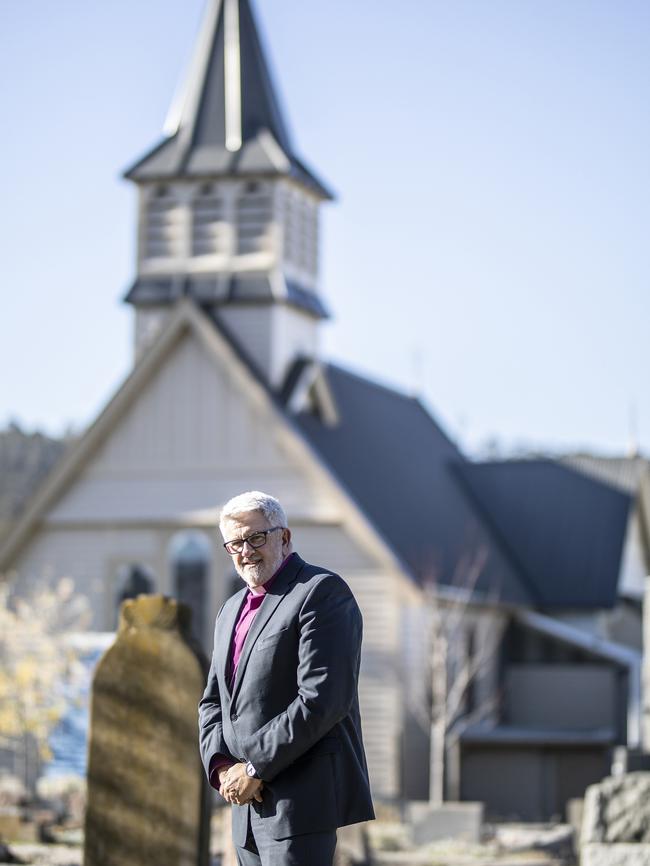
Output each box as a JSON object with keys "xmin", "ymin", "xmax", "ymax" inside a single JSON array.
[
  {"xmin": 124, "ymin": 0, "xmax": 333, "ymax": 386},
  {"xmin": 125, "ymin": 0, "xmax": 329, "ymax": 195}
]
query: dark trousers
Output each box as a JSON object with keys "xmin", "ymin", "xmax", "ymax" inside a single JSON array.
[{"xmin": 235, "ymin": 807, "xmax": 337, "ymax": 866}]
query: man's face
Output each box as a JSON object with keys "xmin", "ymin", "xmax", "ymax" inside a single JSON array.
[{"xmin": 221, "ymin": 510, "xmax": 290, "ymax": 590}]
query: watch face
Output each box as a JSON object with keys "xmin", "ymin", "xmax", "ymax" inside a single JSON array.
[{"xmin": 247, "ymin": 764, "xmax": 255, "ymax": 777}]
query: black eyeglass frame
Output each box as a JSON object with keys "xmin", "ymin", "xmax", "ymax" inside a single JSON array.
[{"xmin": 223, "ymin": 526, "xmax": 283, "ymax": 555}]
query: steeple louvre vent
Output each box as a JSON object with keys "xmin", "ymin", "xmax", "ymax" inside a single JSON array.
[
  {"xmin": 284, "ymin": 188, "xmax": 318, "ymax": 276},
  {"xmin": 192, "ymin": 184, "xmax": 227, "ymax": 256},
  {"xmin": 143, "ymin": 186, "xmax": 182, "ymax": 260},
  {"xmin": 236, "ymin": 181, "xmax": 272, "ymax": 254}
]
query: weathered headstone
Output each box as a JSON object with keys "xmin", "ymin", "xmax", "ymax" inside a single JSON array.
[
  {"xmin": 83, "ymin": 595, "xmax": 209, "ymax": 866},
  {"xmin": 581, "ymin": 772, "xmax": 650, "ymax": 866}
]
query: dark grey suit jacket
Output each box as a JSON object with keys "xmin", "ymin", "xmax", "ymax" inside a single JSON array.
[{"xmin": 198, "ymin": 553, "xmax": 375, "ymax": 843}]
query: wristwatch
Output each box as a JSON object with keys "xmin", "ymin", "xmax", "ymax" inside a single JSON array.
[{"xmin": 246, "ymin": 761, "xmax": 259, "ymax": 779}]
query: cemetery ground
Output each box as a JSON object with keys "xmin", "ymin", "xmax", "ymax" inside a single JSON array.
[
  {"xmin": 0, "ymin": 593, "xmax": 580, "ymax": 866},
  {"xmin": 0, "ymin": 811, "xmax": 578, "ymax": 866}
]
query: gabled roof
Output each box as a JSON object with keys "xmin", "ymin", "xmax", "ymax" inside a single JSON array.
[
  {"xmin": 455, "ymin": 460, "xmax": 632, "ymax": 609},
  {"xmin": 124, "ymin": 0, "xmax": 332, "ymax": 198},
  {"xmin": 0, "ymin": 302, "xmax": 409, "ymax": 590},
  {"xmin": 290, "ymin": 363, "xmax": 534, "ymax": 605}
]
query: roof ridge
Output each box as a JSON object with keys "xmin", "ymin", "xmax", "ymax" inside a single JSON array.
[{"xmin": 325, "ymin": 360, "xmax": 423, "ymax": 403}]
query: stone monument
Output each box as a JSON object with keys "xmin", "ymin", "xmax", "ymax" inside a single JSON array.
[
  {"xmin": 581, "ymin": 772, "xmax": 650, "ymax": 865},
  {"xmin": 84, "ymin": 595, "xmax": 210, "ymax": 866},
  {"xmin": 578, "ymin": 576, "xmax": 650, "ymax": 865}
]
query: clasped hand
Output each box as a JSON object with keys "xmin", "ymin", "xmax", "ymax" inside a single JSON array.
[{"xmin": 218, "ymin": 762, "xmax": 264, "ymax": 805}]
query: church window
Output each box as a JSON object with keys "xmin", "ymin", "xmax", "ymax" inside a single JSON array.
[
  {"xmin": 236, "ymin": 181, "xmax": 272, "ymax": 254},
  {"xmin": 143, "ymin": 185, "xmax": 181, "ymax": 259},
  {"xmin": 169, "ymin": 531, "xmax": 211, "ymax": 646},
  {"xmin": 192, "ymin": 183, "xmax": 226, "ymax": 256},
  {"xmin": 115, "ymin": 564, "xmax": 155, "ymax": 626}
]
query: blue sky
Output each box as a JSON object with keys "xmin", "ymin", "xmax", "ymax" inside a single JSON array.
[{"xmin": 2, "ymin": 0, "xmax": 648, "ymax": 456}]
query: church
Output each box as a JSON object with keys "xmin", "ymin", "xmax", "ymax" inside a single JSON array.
[{"xmin": 2, "ymin": 0, "xmax": 648, "ymax": 819}]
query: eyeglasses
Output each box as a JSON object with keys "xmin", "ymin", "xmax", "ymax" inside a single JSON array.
[{"xmin": 223, "ymin": 526, "xmax": 283, "ymax": 555}]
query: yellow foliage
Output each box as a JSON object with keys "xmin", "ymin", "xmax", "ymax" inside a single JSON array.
[{"xmin": 0, "ymin": 577, "xmax": 91, "ymax": 765}]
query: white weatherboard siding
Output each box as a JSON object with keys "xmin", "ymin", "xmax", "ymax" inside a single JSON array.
[
  {"xmin": 356, "ymin": 571, "xmax": 403, "ymax": 798},
  {"xmin": 271, "ymin": 305, "xmax": 320, "ymax": 386},
  {"xmin": 619, "ymin": 508, "xmax": 647, "ymax": 600},
  {"xmin": 47, "ymin": 333, "xmax": 330, "ymax": 524},
  {"xmin": 219, "ymin": 306, "xmax": 273, "ymax": 381},
  {"xmin": 219, "ymin": 303, "xmax": 319, "ymax": 387},
  {"xmin": 11, "ymin": 527, "xmax": 165, "ymax": 630},
  {"xmin": 294, "ymin": 526, "xmax": 402, "ymax": 798}
]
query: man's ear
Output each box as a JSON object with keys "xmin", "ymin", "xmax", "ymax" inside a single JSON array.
[{"xmin": 282, "ymin": 528, "xmax": 292, "ymax": 549}]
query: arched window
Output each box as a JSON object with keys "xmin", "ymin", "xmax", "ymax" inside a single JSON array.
[
  {"xmin": 169, "ymin": 531, "xmax": 212, "ymax": 645},
  {"xmin": 192, "ymin": 183, "xmax": 226, "ymax": 256},
  {"xmin": 236, "ymin": 181, "xmax": 272, "ymax": 255},
  {"xmin": 116, "ymin": 563, "xmax": 156, "ymax": 625},
  {"xmin": 143, "ymin": 185, "xmax": 181, "ymax": 259}
]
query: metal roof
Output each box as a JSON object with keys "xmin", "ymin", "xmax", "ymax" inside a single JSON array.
[
  {"xmin": 455, "ymin": 460, "xmax": 632, "ymax": 609},
  {"xmin": 124, "ymin": 0, "xmax": 332, "ymax": 198},
  {"xmin": 291, "ymin": 363, "xmax": 533, "ymax": 605},
  {"xmin": 125, "ymin": 275, "xmax": 329, "ymax": 319}
]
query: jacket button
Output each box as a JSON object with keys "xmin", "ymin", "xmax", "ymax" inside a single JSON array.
[{"xmin": 231, "ymin": 713, "xmax": 238, "ymax": 721}]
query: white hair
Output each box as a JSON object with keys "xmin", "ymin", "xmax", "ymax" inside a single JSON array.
[{"xmin": 219, "ymin": 491, "xmax": 288, "ymax": 534}]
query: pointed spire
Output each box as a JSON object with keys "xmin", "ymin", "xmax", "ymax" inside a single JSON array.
[{"xmin": 125, "ymin": 0, "xmax": 331, "ymax": 198}]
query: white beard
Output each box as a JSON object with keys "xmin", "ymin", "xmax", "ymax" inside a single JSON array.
[{"xmin": 239, "ymin": 555, "xmax": 283, "ymax": 588}]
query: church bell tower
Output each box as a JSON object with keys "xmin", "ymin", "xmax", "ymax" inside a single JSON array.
[{"xmin": 123, "ymin": 0, "xmax": 333, "ymax": 387}]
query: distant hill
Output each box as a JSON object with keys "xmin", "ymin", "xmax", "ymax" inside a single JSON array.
[{"xmin": 0, "ymin": 423, "xmax": 70, "ymax": 544}]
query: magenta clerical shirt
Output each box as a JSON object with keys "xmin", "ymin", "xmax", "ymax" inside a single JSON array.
[{"xmin": 208, "ymin": 554, "xmax": 293, "ymax": 788}]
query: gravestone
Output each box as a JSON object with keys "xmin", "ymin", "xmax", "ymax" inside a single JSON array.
[
  {"xmin": 581, "ymin": 772, "xmax": 650, "ymax": 866},
  {"xmin": 84, "ymin": 595, "xmax": 210, "ymax": 866}
]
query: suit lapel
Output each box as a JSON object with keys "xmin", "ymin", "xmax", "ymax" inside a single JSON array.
[
  {"xmin": 231, "ymin": 554, "xmax": 305, "ymax": 700},
  {"xmin": 218, "ymin": 587, "xmax": 247, "ymax": 693}
]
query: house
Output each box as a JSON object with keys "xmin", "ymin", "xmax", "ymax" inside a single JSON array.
[
  {"xmin": 1, "ymin": 0, "xmax": 646, "ymax": 819},
  {"xmin": 452, "ymin": 458, "xmax": 646, "ymax": 819}
]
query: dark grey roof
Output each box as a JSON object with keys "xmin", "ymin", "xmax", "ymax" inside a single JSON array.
[
  {"xmin": 202, "ymin": 310, "xmax": 631, "ymax": 610},
  {"xmin": 125, "ymin": 275, "xmax": 329, "ymax": 319},
  {"xmin": 124, "ymin": 0, "xmax": 332, "ymax": 199},
  {"xmin": 290, "ymin": 364, "xmax": 533, "ymax": 605},
  {"xmin": 455, "ymin": 461, "xmax": 632, "ymax": 609}
]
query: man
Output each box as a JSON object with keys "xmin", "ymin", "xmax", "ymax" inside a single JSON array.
[{"xmin": 199, "ymin": 491, "xmax": 374, "ymax": 866}]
